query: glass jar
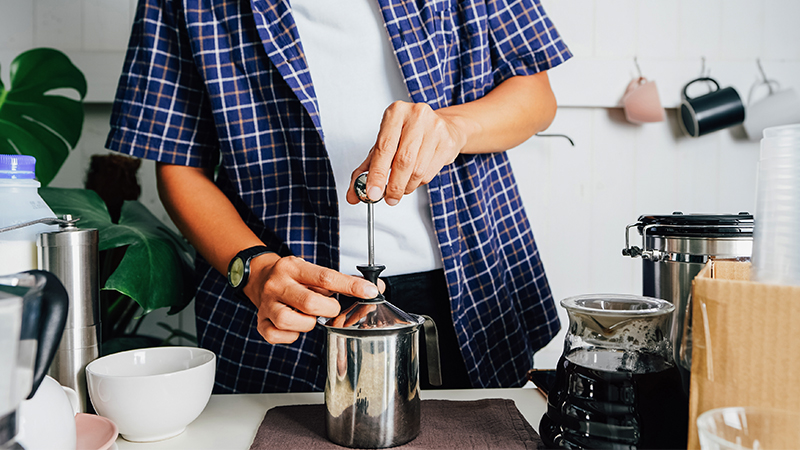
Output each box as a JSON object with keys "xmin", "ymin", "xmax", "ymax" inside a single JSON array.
[{"xmin": 539, "ymin": 294, "xmax": 688, "ymax": 449}]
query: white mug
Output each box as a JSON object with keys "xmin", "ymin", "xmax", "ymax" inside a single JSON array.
[
  {"xmin": 743, "ymin": 82, "xmax": 800, "ymax": 141},
  {"xmin": 17, "ymin": 375, "xmax": 79, "ymax": 450}
]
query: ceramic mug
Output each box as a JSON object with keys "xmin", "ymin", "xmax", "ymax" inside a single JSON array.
[
  {"xmin": 17, "ymin": 375, "xmax": 79, "ymax": 450},
  {"xmin": 743, "ymin": 83, "xmax": 800, "ymax": 141},
  {"xmin": 679, "ymin": 77, "xmax": 745, "ymax": 137},
  {"xmin": 622, "ymin": 77, "xmax": 666, "ymax": 124}
]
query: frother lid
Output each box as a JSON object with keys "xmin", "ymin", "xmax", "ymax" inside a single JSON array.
[{"xmin": 318, "ymin": 298, "xmax": 423, "ymax": 332}]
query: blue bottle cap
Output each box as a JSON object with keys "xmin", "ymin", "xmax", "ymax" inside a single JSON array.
[{"xmin": 0, "ymin": 154, "xmax": 37, "ymax": 179}]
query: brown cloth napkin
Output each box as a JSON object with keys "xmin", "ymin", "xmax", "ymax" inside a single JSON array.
[{"xmin": 249, "ymin": 398, "xmax": 544, "ymax": 450}]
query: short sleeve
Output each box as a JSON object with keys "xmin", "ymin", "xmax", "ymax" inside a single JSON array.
[
  {"xmin": 106, "ymin": 0, "xmax": 219, "ymax": 168},
  {"xmin": 486, "ymin": 0, "xmax": 572, "ymax": 85}
]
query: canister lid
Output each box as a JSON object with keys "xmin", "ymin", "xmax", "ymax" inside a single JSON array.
[{"xmin": 636, "ymin": 212, "xmax": 753, "ymax": 237}]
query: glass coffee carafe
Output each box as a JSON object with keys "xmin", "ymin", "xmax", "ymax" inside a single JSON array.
[{"xmin": 539, "ymin": 294, "xmax": 688, "ymax": 449}]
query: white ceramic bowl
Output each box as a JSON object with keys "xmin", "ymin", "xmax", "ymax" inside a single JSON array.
[{"xmin": 86, "ymin": 346, "xmax": 215, "ymax": 442}]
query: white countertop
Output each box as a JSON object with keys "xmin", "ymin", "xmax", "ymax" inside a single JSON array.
[{"xmin": 115, "ymin": 388, "xmax": 548, "ymax": 449}]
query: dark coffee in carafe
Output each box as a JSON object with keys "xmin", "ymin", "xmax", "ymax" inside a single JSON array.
[
  {"xmin": 539, "ymin": 294, "xmax": 689, "ymax": 450},
  {"xmin": 540, "ymin": 349, "xmax": 688, "ymax": 449}
]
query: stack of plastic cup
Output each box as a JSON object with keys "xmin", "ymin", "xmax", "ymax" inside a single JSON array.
[{"xmin": 751, "ymin": 123, "xmax": 800, "ymax": 286}]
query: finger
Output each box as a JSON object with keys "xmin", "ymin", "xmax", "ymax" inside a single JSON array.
[
  {"xmin": 406, "ymin": 143, "xmax": 435, "ymax": 194},
  {"xmin": 385, "ymin": 114, "xmax": 426, "ymax": 205},
  {"xmin": 257, "ymin": 318, "xmax": 301, "ymax": 345},
  {"xmin": 290, "ymin": 259, "xmax": 379, "ymax": 300},
  {"xmin": 377, "ymin": 278, "xmax": 386, "ymax": 293},
  {"xmin": 265, "ymin": 298, "xmax": 320, "ymax": 332},
  {"xmin": 308, "ymin": 285, "xmax": 334, "ymax": 296},
  {"xmin": 368, "ymin": 102, "xmax": 407, "ymax": 201},
  {"xmin": 347, "ymin": 157, "xmax": 372, "ymax": 205}
]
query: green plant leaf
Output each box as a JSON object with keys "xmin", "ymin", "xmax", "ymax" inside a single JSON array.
[
  {"xmin": 36, "ymin": 186, "xmax": 112, "ymax": 228},
  {"xmin": 39, "ymin": 187, "xmax": 195, "ymax": 315},
  {"xmin": 0, "ymin": 48, "xmax": 86, "ymax": 186}
]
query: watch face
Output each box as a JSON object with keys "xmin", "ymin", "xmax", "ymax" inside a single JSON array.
[{"xmin": 229, "ymin": 257, "xmax": 245, "ymax": 287}]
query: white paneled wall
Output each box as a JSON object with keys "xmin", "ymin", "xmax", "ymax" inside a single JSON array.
[
  {"xmin": 0, "ymin": 0, "xmax": 136, "ymax": 101},
  {"xmin": 528, "ymin": 0, "xmax": 797, "ymax": 366},
  {"xmin": 545, "ymin": 0, "xmax": 800, "ymax": 107},
  {"xmin": 512, "ymin": 107, "xmax": 761, "ymax": 367},
  {"xmin": 2, "ymin": 1, "xmax": 799, "ymax": 369}
]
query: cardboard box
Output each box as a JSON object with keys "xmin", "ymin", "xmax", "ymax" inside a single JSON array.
[{"xmin": 688, "ymin": 260, "xmax": 800, "ymax": 449}]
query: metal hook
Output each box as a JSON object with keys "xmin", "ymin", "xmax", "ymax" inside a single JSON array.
[
  {"xmin": 756, "ymin": 59, "xmax": 774, "ymax": 95},
  {"xmin": 697, "ymin": 56, "xmax": 714, "ymax": 78},
  {"xmin": 536, "ymin": 133, "xmax": 575, "ymax": 146},
  {"xmin": 634, "ymin": 56, "xmax": 643, "ymax": 79}
]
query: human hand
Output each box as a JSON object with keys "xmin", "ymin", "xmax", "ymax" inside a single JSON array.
[
  {"xmin": 243, "ymin": 254, "xmax": 382, "ymax": 344},
  {"xmin": 346, "ymin": 101, "xmax": 468, "ymax": 206}
]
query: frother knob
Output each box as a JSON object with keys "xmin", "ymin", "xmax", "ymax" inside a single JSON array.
[{"xmin": 354, "ymin": 172, "xmax": 383, "ymax": 204}]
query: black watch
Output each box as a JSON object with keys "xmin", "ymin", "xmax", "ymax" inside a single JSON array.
[{"xmin": 227, "ymin": 246, "xmax": 274, "ymax": 294}]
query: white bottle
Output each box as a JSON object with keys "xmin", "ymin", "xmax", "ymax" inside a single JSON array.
[{"xmin": 0, "ymin": 155, "xmax": 58, "ymax": 275}]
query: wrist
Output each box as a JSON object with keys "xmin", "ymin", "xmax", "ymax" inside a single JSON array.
[
  {"xmin": 227, "ymin": 245, "xmax": 276, "ymax": 299},
  {"xmin": 438, "ymin": 107, "xmax": 478, "ymax": 154},
  {"xmin": 240, "ymin": 252, "xmax": 280, "ymax": 304}
]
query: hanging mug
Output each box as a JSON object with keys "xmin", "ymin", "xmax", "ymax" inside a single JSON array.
[
  {"xmin": 743, "ymin": 81, "xmax": 800, "ymax": 141},
  {"xmin": 679, "ymin": 77, "xmax": 745, "ymax": 137},
  {"xmin": 622, "ymin": 77, "xmax": 666, "ymax": 124}
]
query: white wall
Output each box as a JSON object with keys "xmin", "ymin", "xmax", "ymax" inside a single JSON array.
[
  {"xmin": 2, "ymin": 0, "xmax": 799, "ymax": 365},
  {"xmin": 525, "ymin": 0, "xmax": 800, "ymax": 367}
]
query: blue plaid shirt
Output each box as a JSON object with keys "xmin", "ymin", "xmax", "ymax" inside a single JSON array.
[{"xmin": 107, "ymin": 0, "xmax": 571, "ymax": 393}]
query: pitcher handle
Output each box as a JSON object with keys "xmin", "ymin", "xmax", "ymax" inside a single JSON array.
[
  {"xmin": 21, "ymin": 270, "xmax": 69, "ymax": 399},
  {"xmin": 420, "ymin": 315, "xmax": 442, "ymax": 387}
]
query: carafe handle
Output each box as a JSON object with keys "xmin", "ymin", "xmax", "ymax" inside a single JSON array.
[
  {"xmin": 420, "ymin": 315, "xmax": 442, "ymax": 387},
  {"xmin": 20, "ymin": 270, "xmax": 69, "ymax": 399}
]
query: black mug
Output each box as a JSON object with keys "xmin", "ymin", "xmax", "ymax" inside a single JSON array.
[{"xmin": 679, "ymin": 77, "xmax": 745, "ymax": 137}]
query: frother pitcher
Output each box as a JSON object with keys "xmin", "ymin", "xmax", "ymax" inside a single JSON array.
[{"xmin": 319, "ymin": 297, "xmax": 442, "ymax": 448}]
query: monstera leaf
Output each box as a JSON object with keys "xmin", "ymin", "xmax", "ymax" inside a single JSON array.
[
  {"xmin": 40, "ymin": 187, "xmax": 195, "ymax": 315},
  {"xmin": 0, "ymin": 48, "xmax": 87, "ymax": 186}
]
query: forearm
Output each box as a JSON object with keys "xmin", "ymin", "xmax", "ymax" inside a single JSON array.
[
  {"xmin": 439, "ymin": 71, "xmax": 557, "ymax": 154},
  {"xmin": 155, "ymin": 162, "xmax": 271, "ymax": 277}
]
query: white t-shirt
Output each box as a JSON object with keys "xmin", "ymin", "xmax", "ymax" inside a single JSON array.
[{"xmin": 292, "ymin": 0, "xmax": 443, "ymax": 276}]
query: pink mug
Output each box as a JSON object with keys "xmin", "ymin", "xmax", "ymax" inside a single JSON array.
[{"xmin": 622, "ymin": 77, "xmax": 666, "ymax": 124}]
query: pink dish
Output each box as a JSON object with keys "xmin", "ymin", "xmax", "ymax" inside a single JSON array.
[{"xmin": 76, "ymin": 413, "xmax": 118, "ymax": 450}]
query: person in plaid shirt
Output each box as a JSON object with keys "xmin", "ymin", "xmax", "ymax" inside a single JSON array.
[{"xmin": 107, "ymin": 0, "xmax": 571, "ymax": 393}]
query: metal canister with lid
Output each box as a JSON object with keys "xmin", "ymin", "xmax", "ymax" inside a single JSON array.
[{"xmin": 622, "ymin": 212, "xmax": 753, "ymax": 387}]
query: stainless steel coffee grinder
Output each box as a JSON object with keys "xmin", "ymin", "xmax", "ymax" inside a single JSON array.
[
  {"xmin": 38, "ymin": 215, "xmax": 100, "ymax": 413},
  {"xmin": 318, "ymin": 173, "xmax": 442, "ymax": 449}
]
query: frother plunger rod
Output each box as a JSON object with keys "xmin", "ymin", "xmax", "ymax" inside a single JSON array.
[{"xmin": 354, "ymin": 172, "xmax": 385, "ymax": 292}]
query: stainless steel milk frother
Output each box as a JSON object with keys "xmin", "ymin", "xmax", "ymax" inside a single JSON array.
[{"xmin": 318, "ymin": 173, "xmax": 442, "ymax": 448}]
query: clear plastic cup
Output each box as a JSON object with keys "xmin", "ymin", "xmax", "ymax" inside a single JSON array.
[
  {"xmin": 697, "ymin": 406, "xmax": 800, "ymax": 450},
  {"xmin": 752, "ymin": 125, "xmax": 800, "ymax": 286},
  {"xmin": 763, "ymin": 123, "xmax": 800, "ymax": 139}
]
